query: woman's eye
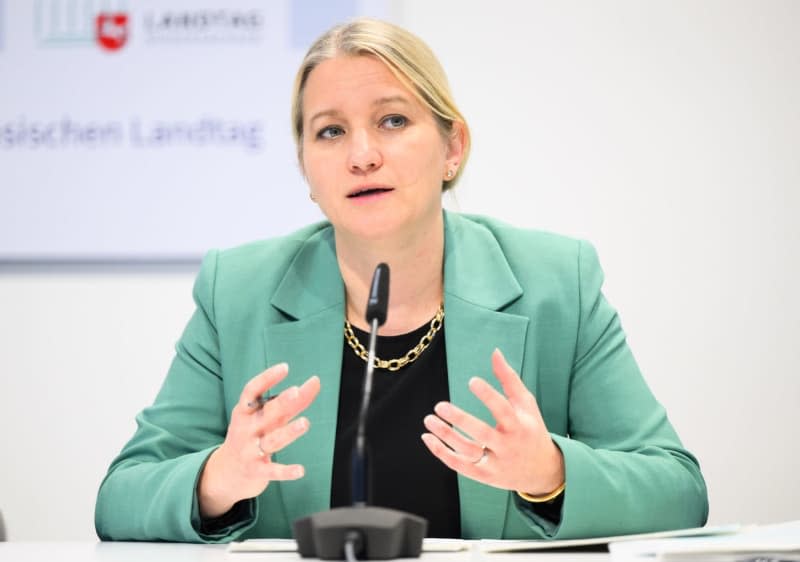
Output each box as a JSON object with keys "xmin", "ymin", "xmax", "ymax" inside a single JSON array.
[
  {"xmin": 317, "ymin": 126, "xmax": 344, "ymax": 140},
  {"xmin": 381, "ymin": 115, "xmax": 407, "ymax": 129}
]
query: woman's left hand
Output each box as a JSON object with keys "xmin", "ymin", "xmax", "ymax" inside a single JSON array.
[{"xmin": 421, "ymin": 348, "xmax": 564, "ymax": 496}]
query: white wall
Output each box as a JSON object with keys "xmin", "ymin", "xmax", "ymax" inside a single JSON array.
[
  {"xmin": 0, "ymin": 270, "xmax": 197, "ymax": 540},
  {"xmin": 405, "ymin": 0, "xmax": 800, "ymax": 526},
  {"xmin": 1, "ymin": 0, "xmax": 798, "ymax": 541}
]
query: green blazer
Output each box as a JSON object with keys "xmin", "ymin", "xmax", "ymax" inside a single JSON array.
[{"xmin": 95, "ymin": 212, "xmax": 708, "ymax": 542}]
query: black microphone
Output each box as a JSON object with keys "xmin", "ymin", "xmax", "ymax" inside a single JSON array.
[
  {"xmin": 365, "ymin": 263, "xmax": 389, "ymax": 326},
  {"xmin": 293, "ymin": 263, "xmax": 427, "ymax": 560},
  {"xmin": 352, "ymin": 263, "xmax": 388, "ymax": 505}
]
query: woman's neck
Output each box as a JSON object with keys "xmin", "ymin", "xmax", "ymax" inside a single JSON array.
[{"xmin": 335, "ymin": 214, "xmax": 445, "ymax": 335}]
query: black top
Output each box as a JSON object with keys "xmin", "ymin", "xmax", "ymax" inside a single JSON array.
[{"xmin": 330, "ymin": 320, "xmax": 461, "ymax": 538}]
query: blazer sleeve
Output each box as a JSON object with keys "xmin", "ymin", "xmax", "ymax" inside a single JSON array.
[
  {"xmin": 514, "ymin": 241, "xmax": 708, "ymax": 538},
  {"xmin": 94, "ymin": 250, "xmax": 258, "ymax": 542}
]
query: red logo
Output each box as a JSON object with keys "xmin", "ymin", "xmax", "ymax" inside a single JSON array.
[{"xmin": 96, "ymin": 13, "xmax": 129, "ymax": 51}]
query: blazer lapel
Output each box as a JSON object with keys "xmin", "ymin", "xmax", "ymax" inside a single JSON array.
[
  {"xmin": 262, "ymin": 227, "xmax": 346, "ymax": 524},
  {"xmin": 443, "ymin": 212, "xmax": 530, "ymax": 539}
]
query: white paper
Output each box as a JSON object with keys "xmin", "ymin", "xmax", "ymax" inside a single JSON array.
[
  {"xmin": 478, "ymin": 524, "xmax": 743, "ymax": 553},
  {"xmin": 609, "ymin": 520, "xmax": 800, "ymax": 562}
]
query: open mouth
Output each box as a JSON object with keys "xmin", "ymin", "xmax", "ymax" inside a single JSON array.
[{"xmin": 347, "ymin": 187, "xmax": 394, "ymax": 198}]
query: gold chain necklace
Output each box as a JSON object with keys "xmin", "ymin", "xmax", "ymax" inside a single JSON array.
[{"xmin": 344, "ymin": 304, "xmax": 445, "ymax": 372}]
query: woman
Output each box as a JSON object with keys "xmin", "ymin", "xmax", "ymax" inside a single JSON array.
[{"xmin": 95, "ymin": 18, "xmax": 708, "ymax": 542}]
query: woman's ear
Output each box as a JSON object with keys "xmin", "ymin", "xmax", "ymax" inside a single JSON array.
[{"xmin": 446, "ymin": 120, "xmax": 467, "ymax": 166}]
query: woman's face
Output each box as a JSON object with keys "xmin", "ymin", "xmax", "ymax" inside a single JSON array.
[{"xmin": 301, "ymin": 55, "xmax": 463, "ymax": 242}]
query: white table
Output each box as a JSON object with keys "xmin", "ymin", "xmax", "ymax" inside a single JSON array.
[{"xmin": 0, "ymin": 541, "xmax": 610, "ymax": 562}]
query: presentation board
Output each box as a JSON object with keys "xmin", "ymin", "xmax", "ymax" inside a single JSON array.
[{"xmin": 0, "ymin": 0, "xmax": 390, "ymax": 261}]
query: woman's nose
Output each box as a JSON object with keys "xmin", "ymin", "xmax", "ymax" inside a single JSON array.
[{"xmin": 347, "ymin": 130, "xmax": 382, "ymax": 174}]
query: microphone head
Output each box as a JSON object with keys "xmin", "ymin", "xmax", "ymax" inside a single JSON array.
[{"xmin": 365, "ymin": 263, "xmax": 389, "ymax": 326}]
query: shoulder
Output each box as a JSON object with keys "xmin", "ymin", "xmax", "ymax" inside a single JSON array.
[
  {"xmin": 193, "ymin": 221, "xmax": 334, "ymax": 310},
  {"xmin": 215, "ymin": 221, "xmax": 332, "ymax": 271},
  {"xmin": 447, "ymin": 212, "xmax": 595, "ymax": 274},
  {"xmin": 443, "ymin": 212, "xmax": 605, "ymax": 314}
]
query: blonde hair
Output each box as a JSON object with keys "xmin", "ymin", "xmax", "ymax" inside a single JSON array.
[{"xmin": 291, "ymin": 18, "xmax": 470, "ymax": 191}]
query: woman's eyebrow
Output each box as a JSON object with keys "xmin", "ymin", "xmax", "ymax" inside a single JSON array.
[
  {"xmin": 372, "ymin": 95, "xmax": 412, "ymax": 108},
  {"xmin": 308, "ymin": 109, "xmax": 341, "ymax": 127},
  {"xmin": 308, "ymin": 96, "xmax": 413, "ymax": 127}
]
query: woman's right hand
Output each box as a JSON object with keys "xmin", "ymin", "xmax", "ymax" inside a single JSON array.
[{"xmin": 197, "ymin": 363, "xmax": 321, "ymax": 518}]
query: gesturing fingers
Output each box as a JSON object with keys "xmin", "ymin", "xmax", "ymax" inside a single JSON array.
[
  {"xmin": 249, "ymin": 378, "xmax": 319, "ymax": 479},
  {"xmin": 421, "ymin": 433, "xmax": 490, "ymax": 477},
  {"xmin": 199, "ymin": 366, "xmax": 321, "ymax": 518},
  {"xmin": 421, "ymin": 349, "xmax": 564, "ymax": 495},
  {"xmin": 422, "ymin": 414, "xmax": 485, "ymax": 463},
  {"xmin": 239, "ymin": 363, "xmax": 290, "ymax": 411},
  {"xmin": 491, "ymin": 349, "xmax": 538, "ymax": 411},
  {"xmin": 467, "ymin": 376, "xmax": 518, "ymax": 432},
  {"xmin": 256, "ymin": 417, "xmax": 310, "ymax": 459},
  {"xmin": 257, "ymin": 461, "xmax": 306, "ymax": 481},
  {"xmin": 229, "ymin": 368, "xmax": 320, "ymax": 472},
  {"xmin": 252, "ymin": 374, "xmax": 321, "ymax": 432},
  {"xmin": 431, "ymin": 401, "xmax": 498, "ymax": 453}
]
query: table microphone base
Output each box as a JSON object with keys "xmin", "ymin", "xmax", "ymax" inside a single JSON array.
[{"xmin": 293, "ymin": 506, "xmax": 427, "ymax": 560}]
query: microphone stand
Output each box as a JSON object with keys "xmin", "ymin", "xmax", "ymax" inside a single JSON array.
[
  {"xmin": 293, "ymin": 264, "xmax": 427, "ymax": 560},
  {"xmin": 351, "ymin": 316, "xmax": 377, "ymax": 506}
]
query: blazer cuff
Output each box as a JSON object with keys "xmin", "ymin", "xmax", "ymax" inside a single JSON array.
[{"xmin": 190, "ymin": 448, "xmax": 258, "ymax": 542}]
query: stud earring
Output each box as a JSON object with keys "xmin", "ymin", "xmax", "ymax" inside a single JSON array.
[
  {"xmin": 446, "ymin": 169, "xmax": 455, "ymax": 179},
  {"xmin": 309, "ymin": 192, "xmax": 316, "ymax": 202}
]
